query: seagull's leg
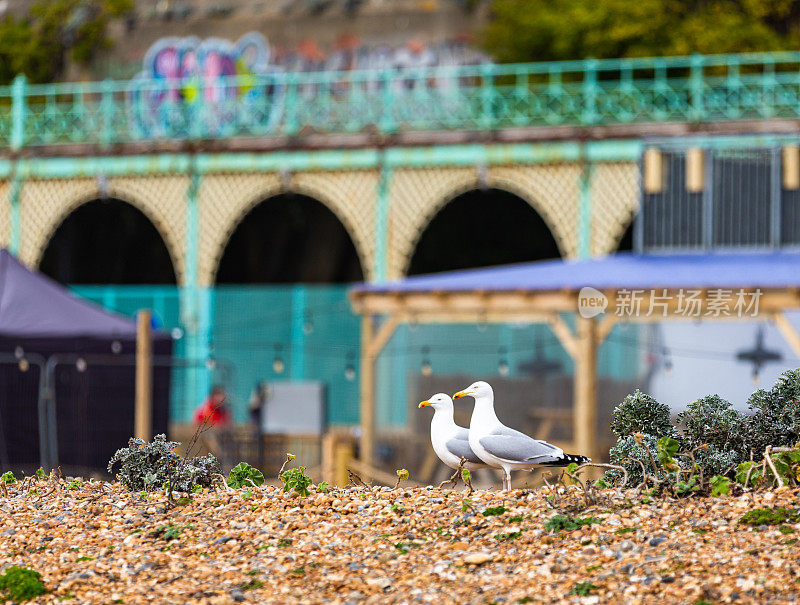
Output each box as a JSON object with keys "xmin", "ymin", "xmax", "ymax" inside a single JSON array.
[{"xmin": 503, "ymin": 468, "xmax": 511, "ymax": 492}]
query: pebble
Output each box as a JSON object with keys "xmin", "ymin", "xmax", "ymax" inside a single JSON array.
[{"xmin": 463, "ymin": 552, "xmax": 494, "ymax": 565}]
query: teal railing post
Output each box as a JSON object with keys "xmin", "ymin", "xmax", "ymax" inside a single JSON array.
[
  {"xmin": 380, "ymin": 68, "xmax": 396, "ymax": 134},
  {"xmin": 578, "ymin": 145, "xmax": 593, "ymax": 259},
  {"xmin": 290, "ymin": 285, "xmax": 307, "ymax": 380},
  {"xmin": 10, "ymin": 74, "xmax": 26, "ymax": 151},
  {"xmin": 285, "ymin": 71, "xmax": 298, "ymax": 137},
  {"xmin": 480, "ymin": 62, "xmax": 496, "ymax": 130},
  {"xmin": 581, "ymin": 58, "xmax": 599, "ymax": 125},
  {"xmin": 101, "ymin": 79, "xmax": 114, "ymax": 147},
  {"xmin": 8, "ymin": 164, "xmax": 21, "ymax": 256},
  {"xmin": 181, "ymin": 160, "xmax": 212, "ymax": 420},
  {"xmin": 374, "ymin": 153, "xmax": 391, "ymax": 282},
  {"xmin": 689, "ymin": 54, "xmax": 705, "ymax": 122}
]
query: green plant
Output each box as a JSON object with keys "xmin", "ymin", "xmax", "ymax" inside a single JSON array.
[
  {"xmin": 316, "ymin": 481, "xmax": 330, "ymax": 493},
  {"xmin": 241, "ymin": 579, "xmax": 265, "ymax": 590},
  {"xmin": 35, "ymin": 467, "xmax": 45, "ymax": 478},
  {"xmin": 1, "ymin": 471, "xmax": 15, "ymax": 484},
  {"xmin": 611, "ymin": 390, "xmax": 676, "ymax": 440},
  {"xmin": 227, "ymin": 462, "xmax": 265, "ymax": 489},
  {"xmin": 495, "ymin": 531, "xmax": 522, "ymax": 541},
  {"xmin": 276, "ymin": 538, "xmax": 292, "ymax": 547},
  {"xmin": 677, "ymin": 394, "xmax": 746, "ymax": 475},
  {"xmin": 394, "ymin": 542, "xmax": 410, "ymax": 554},
  {"xmin": 0, "ymin": 566, "xmax": 47, "ymax": 602},
  {"xmin": 192, "ymin": 485, "xmax": 202, "ymax": 493},
  {"xmin": 544, "ymin": 514, "xmax": 603, "ymax": 532},
  {"xmin": 280, "ymin": 467, "xmax": 312, "ymax": 497},
  {"xmin": 710, "ymin": 475, "xmax": 731, "ymax": 496},
  {"xmin": 107, "ymin": 434, "xmax": 219, "ymax": 492},
  {"xmin": 243, "ymin": 489, "xmax": 253, "ymax": 500},
  {"xmin": 390, "ymin": 503, "xmax": 405, "ymax": 514},
  {"xmin": 482, "ymin": 506, "xmax": 507, "ymax": 517},
  {"xmin": 394, "ymin": 468, "xmax": 409, "ymax": 489},
  {"xmin": 739, "ymin": 507, "xmax": 800, "ymax": 526},
  {"xmin": 150, "ymin": 524, "xmax": 190, "ymax": 541},
  {"xmin": 67, "ymin": 480, "xmax": 81, "ymax": 490},
  {"xmin": 615, "ymin": 527, "xmax": 638, "ymax": 534},
  {"xmin": 743, "ymin": 370, "xmax": 800, "ymax": 454},
  {"xmin": 674, "ymin": 475, "xmax": 701, "ymax": 496},
  {"xmin": 569, "ymin": 582, "xmax": 596, "ymax": 596},
  {"xmin": 608, "ymin": 433, "xmax": 659, "ymax": 486}
]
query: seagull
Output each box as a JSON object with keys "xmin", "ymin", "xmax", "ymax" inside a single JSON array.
[
  {"xmin": 453, "ymin": 381, "xmax": 590, "ymax": 491},
  {"xmin": 418, "ymin": 393, "xmax": 492, "ymax": 485}
]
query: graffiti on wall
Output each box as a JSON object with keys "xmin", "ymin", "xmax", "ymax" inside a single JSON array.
[{"xmin": 128, "ymin": 32, "xmax": 491, "ymax": 138}]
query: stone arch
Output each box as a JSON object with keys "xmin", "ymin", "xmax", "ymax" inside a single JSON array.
[
  {"xmin": 19, "ymin": 177, "xmax": 186, "ymax": 281},
  {"xmin": 199, "ymin": 171, "xmax": 377, "ymax": 286},
  {"xmin": 389, "ymin": 165, "xmax": 580, "ymax": 279},
  {"xmin": 590, "ymin": 162, "xmax": 640, "ymax": 256}
]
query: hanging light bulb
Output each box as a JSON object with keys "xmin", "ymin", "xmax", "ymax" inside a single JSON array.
[
  {"xmin": 344, "ymin": 351, "xmax": 356, "ymax": 381},
  {"xmin": 273, "ymin": 344, "xmax": 285, "ymax": 375},
  {"xmin": 111, "ymin": 340, "xmax": 122, "ymax": 354},
  {"xmin": 302, "ymin": 314, "xmax": 314, "ymax": 335},
  {"xmin": 498, "ymin": 346, "xmax": 510, "ymax": 377},
  {"xmin": 76, "ymin": 358, "xmax": 87, "ymax": 373},
  {"xmin": 421, "ymin": 345, "xmax": 432, "ymax": 376},
  {"xmin": 752, "ymin": 368, "xmax": 760, "ymax": 386},
  {"xmin": 18, "ymin": 358, "xmax": 29, "ymax": 372}
]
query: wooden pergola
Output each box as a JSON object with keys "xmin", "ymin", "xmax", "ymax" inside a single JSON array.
[{"xmin": 349, "ymin": 252, "xmax": 800, "ymax": 474}]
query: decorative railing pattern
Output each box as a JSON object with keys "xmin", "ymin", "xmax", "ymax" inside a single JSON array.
[{"xmin": 3, "ymin": 52, "xmax": 800, "ymax": 149}]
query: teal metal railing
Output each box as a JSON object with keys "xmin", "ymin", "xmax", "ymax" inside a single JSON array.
[{"xmin": 4, "ymin": 52, "xmax": 800, "ymax": 149}]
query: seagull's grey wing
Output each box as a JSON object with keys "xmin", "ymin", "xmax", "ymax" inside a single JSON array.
[
  {"xmin": 444, "ymin": 438, "xmax": 486, "ymax": 465},
  {"xmin": 479, "ymin": 427, "xmax": 564, "ymax": 464},
  {"xmin": 452, "ymin": 426, "xmax": 470, "ymax": 441}
]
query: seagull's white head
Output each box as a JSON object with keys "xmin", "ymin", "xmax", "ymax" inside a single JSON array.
[
  {"xmin": 453, "ymin": 380, "xmax": 493, "ymax": 400},
  {"xmin": 418, "ymin": 393, "xmax": 454, "ymax": 411}
]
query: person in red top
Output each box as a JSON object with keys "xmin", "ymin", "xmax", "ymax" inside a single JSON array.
[{"xmin": 194, "ymin": 386, "xmax": 230, "ymax": 427}]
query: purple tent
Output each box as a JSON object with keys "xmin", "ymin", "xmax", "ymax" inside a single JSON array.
[{"xmin": 0, "ymin": 250, "xmax": 171, "ymax": 473}]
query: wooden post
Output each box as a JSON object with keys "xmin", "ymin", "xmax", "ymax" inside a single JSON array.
[
  {"xmin": 135, "ymin": 310, "xmax": 153, "ymax": 442},
  {"xmin": 334, "ymin": 440, "xmax": 354, "ymax": 487},
  {"xmin": 359, "ymin": 315, "xmax": 376, "ymax": 468},
  {"xmin": 773, "ymin": 313, "xmax": 800, "ymax": 359},
  {"xmin": 574, "ymin": 316, "xmax": 598, "ymax": 461}
]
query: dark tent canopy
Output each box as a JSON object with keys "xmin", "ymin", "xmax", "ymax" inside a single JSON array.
[{"xmin": 0, "ymin": 250, "xmax": 171, "ymax": 474}]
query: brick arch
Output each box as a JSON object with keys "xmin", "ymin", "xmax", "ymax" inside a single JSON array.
[
  {"xmin": 19, "ymin": 177, "xmax": 184, "ymax": 281},
  {"xmin": 388, "ymin": 165, "xmax": 580, "ymax": 279},
  {"xmin": 199, "ymin": 171, "xmax": 377, "ymax": 286}
]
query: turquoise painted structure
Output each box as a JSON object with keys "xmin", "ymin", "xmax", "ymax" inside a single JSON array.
[{"xmin": 4, "ymin": 52, "xmax": 800, "ymax": 147}]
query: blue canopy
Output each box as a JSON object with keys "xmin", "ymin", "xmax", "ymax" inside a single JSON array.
[{"xmin": 353, "ymin": 251, "xmax": 800, "ymax": 294}]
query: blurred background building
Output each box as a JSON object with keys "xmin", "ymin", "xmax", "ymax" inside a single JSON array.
[{"xmin": 3, "ymin": 0, "xmax": 800, "ymax": 481}]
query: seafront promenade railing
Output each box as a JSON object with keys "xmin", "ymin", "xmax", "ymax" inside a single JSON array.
[{"xmin": 3, "ymin": 52, "xmax": 800, "ymax": 149}]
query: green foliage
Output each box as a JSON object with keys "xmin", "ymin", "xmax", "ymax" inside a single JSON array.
[
  {"xmin": 316, "ymin": 481, "xmax": 330, "ymax": 493},
  {"xmin": 35, "ymin": 467, "xmax": 45, "ymax": 478},
  {"xmin": 0, "ymin": 471, "xmax": 15, "ymax": 484},
  {"xmin": 710, "ymin": 475, "xmax": 731, "ymax": 496},
  {"xmin": 390, "ymin": 503, "xmax": 405, "ymax": 514},
  {"xmin": 481, "ymin": 0, "xmax": 797, "ymax": 64},
  {"xmin": 674, "ymin": 475, "xmax": 701, "ymax": 496},
  {"xmin": 495, "ymin": 531, "xmax": 522, "ymax": 541},
  {"xmin": 569, "ymin": 582, "xmax": 597, "ymax": 597},
  {"xmin": 482, "ymin": 506, "xmax": 507, "ymax": 517},
  {"xmin": 149, "ymin": 524, "xmax": 190, "ymax": 542},
  {"xmin": 544, "ymin": 514, "xmax": 602, "ymax": 532},
  {"xmin": 610, "ymin": 391, "xmax": 676, "ymax": 440},
  {"xmin": 227, "ymin": 462, "xmax": 265, "ymax": 489},
  {"xmin": 744, "ymin": 370, "xmax": 800, "ymax": 454},
  {"xmin": 0, "ymin": 566, "xmax": 47, "ymax": 602},
  {"xmin": 108, "ymin": 434, "xmax": 220, "ymax": 493},
  {"xmin": 276, "ymin": 538, "xmax": 292, "ymax": 547},
  {"xmin": 739, "ymin": 507, "xmax": 800, "ymax": 526},
  {"xmin": 608, "ymin": 433, "xmax": 659, "ymax": 486},
  {"xmin": 241, "ymin": 579, "xmax": 265, "ymax": 590},
  {"xmin": 67, "ymin": 480, "xmax": 81, "ymax": 490},
  {"xmin": 656, "ymin": 436, "xmax": 680, "ymax": 472},
  {"xmin": 280, "ymin": 467, "xmax": 312, "ymax": 497},
  {"xmin": 0, "ymin": 0, "xmax": 133, "ymax": 84},
  {"xmin": 736, "ymin": 461, "xmax": 763, "ymax": 487},
  {"xmin": 396, "ymin": 469, "xmax": 409, "ymax": 481},
  {"xmin": 461, "ymin": 469, "xmax": 471, "ymax": 484}
]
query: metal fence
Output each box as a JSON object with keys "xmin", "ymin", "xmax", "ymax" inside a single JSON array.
[
  {"xmin": 638, "ymin": 142, "xmax": 800, "ymax": 251},
  {"xmin": 6, "ymin": 51, "xmax": 800, "ymax": 148}
]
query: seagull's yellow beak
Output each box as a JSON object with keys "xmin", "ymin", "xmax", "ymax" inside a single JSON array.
[
  {"xmin": 453, "ymin": 390, "xmax": 469, "ymax": 399},
  {"xmin": 418, "ymin": 400, "xmax": 432, "ymax": 408}
]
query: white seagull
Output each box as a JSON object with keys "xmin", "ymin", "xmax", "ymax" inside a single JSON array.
[
  {"xmin": 454, "ymin": 381, "xmax": 590, "ymax": 491},
  {"xmin": 418, "ymin": 393, "xmax": 492, "ymax": 483}
]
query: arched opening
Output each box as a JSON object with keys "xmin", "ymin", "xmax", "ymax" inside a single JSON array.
[
  {"xmin": 617, "ymin": 221, "xmax": 635, "ymax": 252},
  {"xmin": 408, "ymin": 188, "xmax": 561, "ymax": 275},
  {"xmin": 39, "ymin": 198, "xmax": 176, "ymax": 284},
  {"xmin": 216, "ymin": 193, "xmax": 363, "ymax": 283}
]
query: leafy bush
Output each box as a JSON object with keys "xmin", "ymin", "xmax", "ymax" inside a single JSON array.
[
  {"xmin": 107, "ymin": 434, "xmax": 220, "ymax": 492},
  {"xmin": 739, "ymin": 507, "xmax": 800, "ymax": 526},
  {"xmin": 281, "ymin": 467, "xmax": 312, "ymax": 497},
  {"xmin": 610, "ymin": 390, "xmax": 676, "ymax": 440},
  {"xmin": 0, "ymin": 471, "xmax": 15, "ymax": 484},
  {"xmin": 227, "ymin": 462, "xmax": 265, "ymax": 489},
  {"xmin": 544, "ymin": 514, "xmax": 602, "ymax": 532},
  {"xmin": 0, "ymin": 566, "xmax": 47, "ymax": 602},
  {"xmin": 316, "ymin": 481, "xmax": 330, "ymax": 493},
  {"xmin": 608, "ymin": 433, "xmax": 659, "ymax": 486},
  {"xmin": 742, "ymin": 370, "xmax": 800, "ymax": 454}
]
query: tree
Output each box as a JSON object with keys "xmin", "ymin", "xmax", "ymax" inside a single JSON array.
[
  {"xmin": 481, "ymin": 0, "xmax": 800, "ymax": 63},
  {"xmin": 0, "ymin": 0, "xmax": 131, "ymax": 84}
]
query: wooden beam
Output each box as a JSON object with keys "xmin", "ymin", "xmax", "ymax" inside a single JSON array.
[
  {"xmin": 134, "ymin": 310, "xmax": 153, "ymax": 442},
  {"xmin": 367, "ymin": 314, "xmax": 400, "ymax": 358},
  {"xmin": 547, "ymin": 314, "xmax": 578, "ymax": 359},
  {"xmin": 772, "ymin": 312, "xmax": 800, "ymax": 359},
  {"xmin": 573, "ymin": 316, "xmax": 598, "ymax": 461},
  {"xmin": 597, "ymin": 314, "xmax": 618, "ymax": 344}
]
